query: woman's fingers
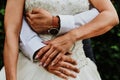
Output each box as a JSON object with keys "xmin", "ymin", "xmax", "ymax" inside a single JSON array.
[
  {"xmin": 51, "ymin": 70, "xmax": 68, "ymax": 80},
  {"xmin": 46, "ymin": 55, "xmax": 79, "ymax": 79},
  {"xmin": 35, "ymin": 45, "xmax": 50, "ymax": 59},
  {"xmin": 62, "ymin": 55, "xmax": 77, "ymax": 65},
  {"xmin": 56, "ymin": 67, "xmax": 77, "ymax": 78},
  {"xmin": 58, "ymin": 61, "xmax": 80, "ymax": 73}
]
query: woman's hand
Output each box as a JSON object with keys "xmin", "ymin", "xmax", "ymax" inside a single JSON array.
[
  {"xmin": 35, "ymin": 33, "xmax": 76, "ymax": 67},
  {"xmin": 26, "ymin": 8, "xmax": 52, "ymax": 33},
  {"xmin": 46, "ymin": 55, "xmax": 80, "ymax": 80}
]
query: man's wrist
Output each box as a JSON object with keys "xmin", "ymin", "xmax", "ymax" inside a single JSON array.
[
  {"xmin": 48, "ymin": 16, "xmax": 60, "ymax": 35},
  {"xmin": 52, "ymin": 16, "xmax": 60, "ymax": 29}
]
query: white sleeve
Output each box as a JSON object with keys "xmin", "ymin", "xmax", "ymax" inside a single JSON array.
[
  {"xmin": 58, "ymin": 8, "xmax": 99, "ymax": 35},
  {"xmin": 20, "ymin": 18, "xmax": 45, "ymax": 61}
]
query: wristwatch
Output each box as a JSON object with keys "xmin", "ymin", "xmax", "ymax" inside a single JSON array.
[
  {"xmin": 48, "ymin": 28, "xmax": 59, "ymax": 35},
  {"xmin": 48, "ymin": 16, "xmax": 60, "ymax": 35}
]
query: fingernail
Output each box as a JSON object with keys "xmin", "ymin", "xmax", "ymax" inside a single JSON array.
[
  {"xmin": 51, "ymin": 62, "xmax": 55, "ymax": 66},
  {"xmin": 43, "ymin": 63, "xmax": 46, "ymax": 67},
  {"xmin": 73, "ymin": 75, "xmax": 77, "ymax": 78},
  {"xmin": 39, "ymin": 62, "xmax": 42, "ymax": 66},
  {"xmin": 71, "ymin": 74, "xmax": 77, "ymax": 78},
  {"xmin": 35, "ymin": 55, "xmax": 39, "ymax": 59}
]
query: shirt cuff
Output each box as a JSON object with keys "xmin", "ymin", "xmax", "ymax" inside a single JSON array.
[
  {"xmin": 58, "ymin": 15, "xmax": 75, "ymax": 35},
  {"xmin": 20, "ymin": 36, "xmax": 45, "ymax": 61},
  {"xmin": 74, "ymin": 8, "xmax": 99, "ymax": 26}
]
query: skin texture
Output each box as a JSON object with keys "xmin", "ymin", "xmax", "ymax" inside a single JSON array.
[
  {"xmin": 4, "ymin": 0, "xmax": 119, "ymax": 80},
  {"xmin": 4, "ymin": 0, "xmax": 24, "ymax": 80}
]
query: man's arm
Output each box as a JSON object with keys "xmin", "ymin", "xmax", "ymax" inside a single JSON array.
[
  {"xmin": 20, "ymin": 18, "xmax": 45, "ymax": 61},
  {"xmin": 20, "ymin": 8, "xmax": 99, "ymax": 61}
]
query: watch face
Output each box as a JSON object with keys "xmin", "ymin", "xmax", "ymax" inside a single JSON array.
[{"xmin": 48, "ymin": 28, "xmax": 59, "ymax": 35}]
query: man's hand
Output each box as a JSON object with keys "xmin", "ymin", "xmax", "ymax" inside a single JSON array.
[
  {"xmin": 35, "ymin": 33, "xmax": 76, "ymax": 67},
  {"xmin": 26, "ymin": 8, "xmax": 52, "ymax": 33},
  {"xmin": 46, "ymin": 55, "xmax": 80, "ymax": 80}
]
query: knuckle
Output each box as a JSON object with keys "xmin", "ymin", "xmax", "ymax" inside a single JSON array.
[
  {"xmin": 49, "ymin": 42, "xmax": 54, "ymax": 46},
  {"xmin": 61, "ymin": 49, "xmax": 65, "ymax": 53},
  {"xmin": 55, "ymin": 57, "xmax": 61, "ymax": 62},
  {"xmin": 66, "ymin": 65, "xmax": 70, "ymax": 68},
  {"xmin": 41, "ymin": 48, "xmax": 45, "ymax": 53},
  {"xmin": 49, "ymin": 55, "xmax": 53, "ymax": 60},
  {"xmin": 51, "ymin": 43, "xmax": 56, "ymax": 48},
  {"xmin": 52, "ymin": 45, "xmax": 57, "ymax": 50},
  {"xmin": 30, "ymin": 21, "xmax": 34, "ymax": 25},
  {"xmin": 44, "ymin": 54, "xmax": 49, "ymax": 58},
  {"xmin": 30, "ymin": 15, "xmax": 33, "ymax": 20},
  {"xmin": 61, "ymin": 56, "xmax": 65, "ymax": 61}
]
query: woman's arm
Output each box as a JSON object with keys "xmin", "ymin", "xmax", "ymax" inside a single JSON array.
[
  {"xmin": 4, "ymin": 0, "xmax": 24, "ymax": 80},
  {"xmin": 70, "ymin": 0, "xmax": 119, "ymax": 40}
]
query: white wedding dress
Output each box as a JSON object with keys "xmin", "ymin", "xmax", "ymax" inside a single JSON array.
[{"xmin": 0, "ymin": 0, "xmax": 101, "ymax": 80}]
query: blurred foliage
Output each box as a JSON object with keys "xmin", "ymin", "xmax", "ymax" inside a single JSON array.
[
  {"xmin": 0, "ymin": 0, "xmax": 5, "ymax": 69},
  {"xmin": 91, "ymin": 0, "xmax": 120, "ymax": 80},
  {"xmin": 0, "ymin": 0, "xmax": 120, "ymax": 80}
]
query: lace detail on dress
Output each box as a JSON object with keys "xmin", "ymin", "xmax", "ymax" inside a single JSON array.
[{"xmin": 25, "ymin": 0, "xmax": 90, "ymax": 15}]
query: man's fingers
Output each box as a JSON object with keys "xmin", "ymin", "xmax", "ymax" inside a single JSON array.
[
  {"xmin": 26, "ymin": 17, "xmax": 32, "ymax": 25},
  {"xmin": 62, "ymin": 56, "xmax": 77, "ymax": 65},
  {"xmin": 35, "ymin": 45, "xmax": 50, "ymax": 59},
  {"xmin": 26, "ymin": 11, "xmax": 41, "ymax": 20},
  {"xmin": 51, "ymin": 70, "xmax": 68, "ymax": 80},
  {"xmin": 51, "ymin": 52, "xmax": 64, "ymax": 66},
  {"xmin": 43, "ymin": 50, "xmax": 59, "ymax": 67},
  {"xmin": 40, "ymin": 47, "xmax": 54, "ymax": 66},
  {"xmin": 26, "ymin": 12, "xmax": 32, "ymax": 19},
  {"xmin": 58, "ymin": 61, "xmax": 80, "ymax": 73}
]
